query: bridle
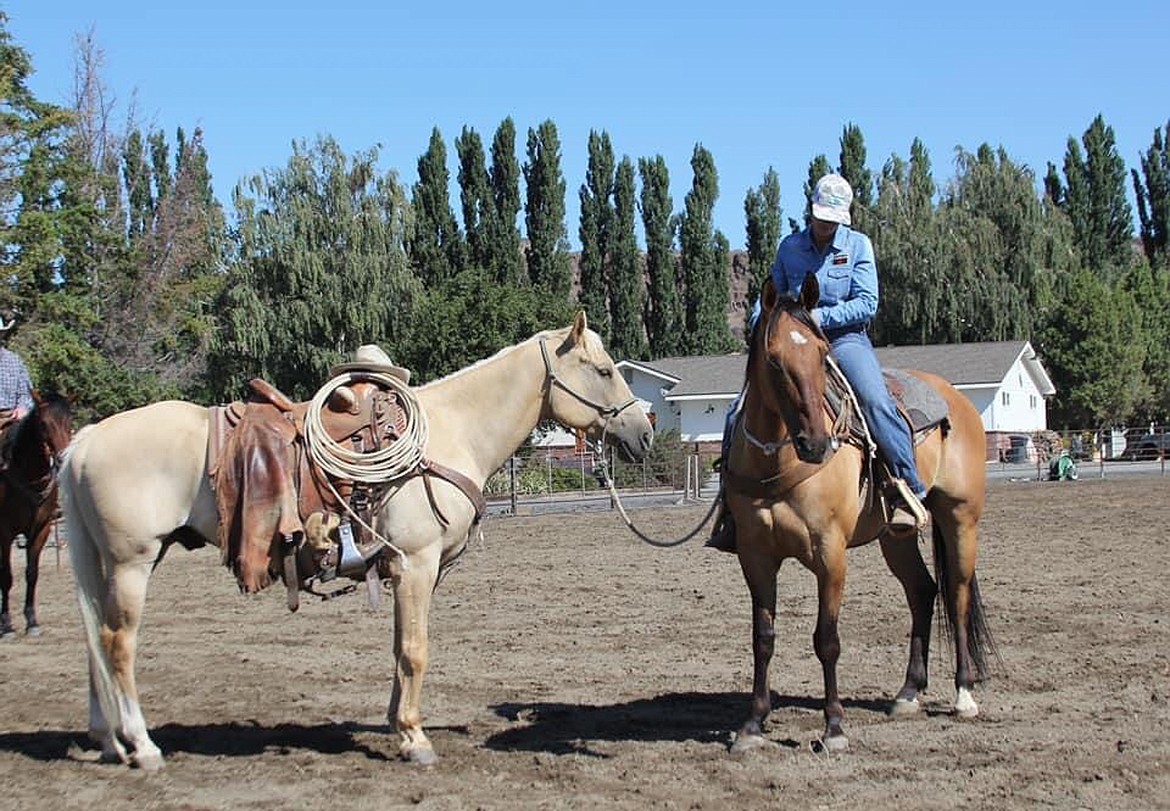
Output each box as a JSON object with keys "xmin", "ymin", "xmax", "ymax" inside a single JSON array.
[{"xmin": 538, "ymin": 338, "xmax": 640, "ymax": 422}]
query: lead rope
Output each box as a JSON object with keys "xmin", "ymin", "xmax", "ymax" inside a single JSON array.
[{"xmin": 591, "ymin": 425, "xmax": 719, "ymax": 549}]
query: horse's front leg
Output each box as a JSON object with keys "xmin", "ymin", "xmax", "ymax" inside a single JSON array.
[
  {"xmin": 22, "ymin": 522, "xmax": 53, "ymax": 636},
  {"xmin": 814, "ymin": 542, "xmax": 849, "ymax": 751},
  {"xmin": 387, "ymin": 549, "xmax": 441, "ymax": 765},
  {"xmin": 731, "ymin": 550, "xmax": 780, "ymax": 753}
]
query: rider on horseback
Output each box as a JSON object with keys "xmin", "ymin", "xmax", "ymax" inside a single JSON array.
[
  {"xmin": 0, "ymin": 308, "xmax": 34, "ymax": 431},
  {"xmin": 708, "ymin": 174, "xmax": 929, "ymax": 552}
]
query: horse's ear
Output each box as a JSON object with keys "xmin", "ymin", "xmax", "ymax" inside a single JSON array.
[
  {"xmin": 30, "ymin": 389, "xmax": 43, "ymax": 407},
  {"xmin": 761, "ymin": 276, "xmax": 778, "ymax": 314},
  {"xmin": 569, "ymin": 310, "xmax": 588, "ymax": 345},
  {"xmin": 799, "ymin": 272, "xmax": 820, "ymax": 312}
]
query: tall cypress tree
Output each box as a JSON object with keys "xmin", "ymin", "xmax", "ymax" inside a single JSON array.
[
  {"xmin": 1132, "ymin": 121, "xmax": 1170, "ymax": 268},
  {"xmin": 578, "ymin": 130, "xmax": 615, "ymax": 340},
  {"xmin": 838, "ymin": 123, "xmax": 874, "ymax": 233},
  {"xmin": 488, "ymin": 117, "xmax": 523, "ymax": 285},
  {"xmin": 1059, "ymin": 115, "xmax": 1134, "ymax": 275},
  {"xmin": 639, "ymin": 155, "xmax": 682, "ymax": 358},
  {"xmin": 678, "ymin": 144, "xmax": 732, "ymax": 355},
  {"xmin": 410, "ymin": 127, "xmax": 465, "ymax": 285},
  {"xmin": 455, "ymin": 125, "xmax": 492, "ymax": 270},
  {"xmin": 610, "ymin": 157, "xmax": 646, "ymax": 360},
  {"xmin": 743, "ymin": 167, "xmax": 782, "ymax": 336},
  {"xmin": 523, "ymin": 119, "xmax": 571, "ymax": 302}
]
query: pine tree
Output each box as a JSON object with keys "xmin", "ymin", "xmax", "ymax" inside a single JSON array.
[
  {"xmin": 409, "ymin": 127, "xmax": 465, "ymax": 285},
  {"xmin": 455, "ymin": 125, "xmax": 492, "ymax": 269},
  {"xmin": 838, "ymin": 123, "xmax": 873, "ymax": 233},
  {"xmin": 578, "ymin": 130, "xmax": 615, "ymax": 340},
  {"xmin": 1039, "ymin": 269, "xmax": 1147, "ymax": 427},
  {"xmin": 678, "ymin": 144, "xmax": 732, "ymax": 355},
  {"xmin": 488, "ymin": 117, "xmax": 523, "ymax": 285},
  {"xmin": 523, "ymin": 120, "xmax": 571, "ymax": 303},
  {"xmin": 639, "ymin": 155, "xmax": 682, "ymax": 358},
  {"xmin": 743, "ymin": 167, "xmax": 781, "ymax": 336},
  {"xmin": 0, "ymin": 13, "xmax": 74, "ymax": 310},
  {"xmin": 1132, "ymin": 121, "xmax": 1170, "ymax": 268},
  {"xmin": 609, "ymin": 157, "xmax": 646, "ymax": 360}
]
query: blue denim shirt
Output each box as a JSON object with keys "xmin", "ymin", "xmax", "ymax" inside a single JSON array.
[{"xmin": 768, "ymin": 225, "xmax": 878, "ymax": 336}]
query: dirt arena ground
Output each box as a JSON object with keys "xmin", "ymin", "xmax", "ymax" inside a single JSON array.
[{"xmin": 1, "ymin": 477, "xmax": 1167, "ymax": 810}]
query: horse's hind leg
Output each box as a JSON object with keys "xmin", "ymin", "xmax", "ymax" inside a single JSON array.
[
  {"xmin": 932, "ymin": 506, "xmax": 986, "ymax": 719},
  {"xmin": 879, "ymin": 535, "xmax": 937, "ymax": 715},
  {"xmin": 101, "ymin": 561, "xmax": 165, "ymax": 769},
  {"xmin": 0, "ymin": 534, "xmax": 14, "ymax": 638}
]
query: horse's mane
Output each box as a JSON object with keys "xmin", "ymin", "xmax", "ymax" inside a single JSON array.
[{"xmin": 418, "ymin": 325, "xmax": 577, "ymax": 390}]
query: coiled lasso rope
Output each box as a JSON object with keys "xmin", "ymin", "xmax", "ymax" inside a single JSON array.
[{"xmin": 301, "ymin": 371, "xmax": 429, "ymax": 568}]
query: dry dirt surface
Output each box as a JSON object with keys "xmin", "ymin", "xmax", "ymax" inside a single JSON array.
[{"xmin": 1, "ymin": 477, "xmax": 1168, "ymax": 810}]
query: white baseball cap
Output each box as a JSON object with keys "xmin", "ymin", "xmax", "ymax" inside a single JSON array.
[{"xmin": 811, "ymin": 174, "xmax": 854, "ymax": 226}]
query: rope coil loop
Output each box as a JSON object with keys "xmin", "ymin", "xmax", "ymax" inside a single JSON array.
[{"xmin": 303, "ymin": 372, "xmax": 428, "ymax": 484}]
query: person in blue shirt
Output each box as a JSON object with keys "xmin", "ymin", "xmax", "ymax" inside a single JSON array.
[{"xmin": 707, "ymin": 174, "xmax": 928, "ymax": 552}]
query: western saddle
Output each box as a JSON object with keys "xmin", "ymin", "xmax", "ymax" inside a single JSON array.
[{"xmin": 207, "ymin": 369, "xmax": 484, "ymax": 612}]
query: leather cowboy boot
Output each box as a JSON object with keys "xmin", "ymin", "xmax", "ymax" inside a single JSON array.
[
  {"xmin": 704, "ymin": 494, "xmax": 737, "ymax": 553},
  {"xmin": 886, "ymin": 478, "xmax": 928, "ymax": 534}
]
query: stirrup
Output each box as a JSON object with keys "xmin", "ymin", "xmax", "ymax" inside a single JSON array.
[{"xmin": 888, "ymin": 478, "xmax": 928, "ymax": 529}]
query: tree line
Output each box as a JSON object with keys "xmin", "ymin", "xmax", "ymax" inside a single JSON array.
[{"xmin": 3, "ymin": 17, "xmax": 1168, "ymax": 429}]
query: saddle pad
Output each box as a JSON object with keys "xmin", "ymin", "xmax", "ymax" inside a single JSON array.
[{"xmin": 882, "ymin": 369, "xmax": 949, "ymax": 432}]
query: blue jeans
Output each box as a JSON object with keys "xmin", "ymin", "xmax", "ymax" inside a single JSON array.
[
  {"xmin": 830, "ymin": 330, "xmax": 927, "ymax": 498},
  {"xmin": 722, "ymin": 329, "xmax": 927, "ymax": 499}
]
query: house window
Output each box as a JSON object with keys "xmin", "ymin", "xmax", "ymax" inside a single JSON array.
[
  {"xmin": 1001, "ymin": 392, "xmax": 1010, "ymax": 406},
  {"xmin": 1029, "ymin": 395, "xmax": 1037, "ymax": 409}
]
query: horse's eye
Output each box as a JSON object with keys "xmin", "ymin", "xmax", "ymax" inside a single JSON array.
[{"xmin": 598, "ymin": 366, "xmax": 613, "ymax": 378}]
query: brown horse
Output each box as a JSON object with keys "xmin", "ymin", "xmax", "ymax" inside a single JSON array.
[
  {"xmin": 0, "ymin": 391, "xmax": 74, "ymax": 638},
  {"xmin": 724, "ymin": 275, "xmax": 994, "ymax": 753}
]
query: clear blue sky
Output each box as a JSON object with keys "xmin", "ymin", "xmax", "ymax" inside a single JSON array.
[{"xmin": 9, "ymin": 0, "xmax": 1168, "ymax": 250}]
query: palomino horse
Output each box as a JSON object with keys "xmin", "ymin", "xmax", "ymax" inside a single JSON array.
[
  {"xmin": 62, "ymin": 313, "xmax": 652, "ymax": 769},
  {"xmin": 1, "ymin": 391, "xmax": 73, "ymax": 638},
  {"xmin": 725, "ymin": 275, "xmax": 994, "ymax": 753}
]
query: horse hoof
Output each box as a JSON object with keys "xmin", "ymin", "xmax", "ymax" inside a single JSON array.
[
  {"xmin": 25, "ymin": 625, "xmax": 41, "ymax": 638},
  {"xmin": 954, "ymin": 687, "xmax": 979, "ymax": 719},
  {"xmin": 811, "ymin": 734, "xmax": 849, "ymax": 754},
  {"xmin": 730, "ymin": 732, "xmax": 773, "ymax": 754},
  {"xmin": 133, "ymin": 750, "xmax": 166, "ymax": 771},
  {"xmin": 0, "ymin": 629, "xmax": 15, "ymax": 640},
  {"xmin": 401, "ymin": 746, "xmax": 437, "ymax": 766},
  {"xmin": 889, "ymin": 697, "xmax": 920, "ymax": 718}
]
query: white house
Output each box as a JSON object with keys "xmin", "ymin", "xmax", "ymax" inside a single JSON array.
[{"xmin": 617, "ymin": 340, "xmax": 1055, "ymax": 459}]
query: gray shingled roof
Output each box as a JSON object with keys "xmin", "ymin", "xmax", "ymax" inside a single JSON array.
[{"xmin": 628, "ymin": 340, "xmax": 1037, "ymax": 397}]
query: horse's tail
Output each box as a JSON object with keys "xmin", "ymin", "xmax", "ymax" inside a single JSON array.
[
  {"xmin": 931, "ymin": 521, "xmax": 1000, "ymax": 682},
  {"xmin": 60, "ymin": 450, "xmax": 123, "ymax": 733}
]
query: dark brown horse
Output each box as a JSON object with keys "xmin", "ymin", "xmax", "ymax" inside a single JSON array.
[
  {"xmin": 0, "ymin": 391, "xmax": 73, "ymax": 637},
  {"xmin": 724, "ymin": 275, "xmax": 995, "ymax": 753}
]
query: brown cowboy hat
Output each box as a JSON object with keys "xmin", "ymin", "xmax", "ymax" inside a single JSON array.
[{"xmin": 329, "ymin": 344, "xmax": 411, "ymax": 384}]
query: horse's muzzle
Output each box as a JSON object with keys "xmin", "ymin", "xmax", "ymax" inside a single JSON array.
[{"xmin": 794, "ymin": 433, "xmax": 833, "ymax": 464}]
